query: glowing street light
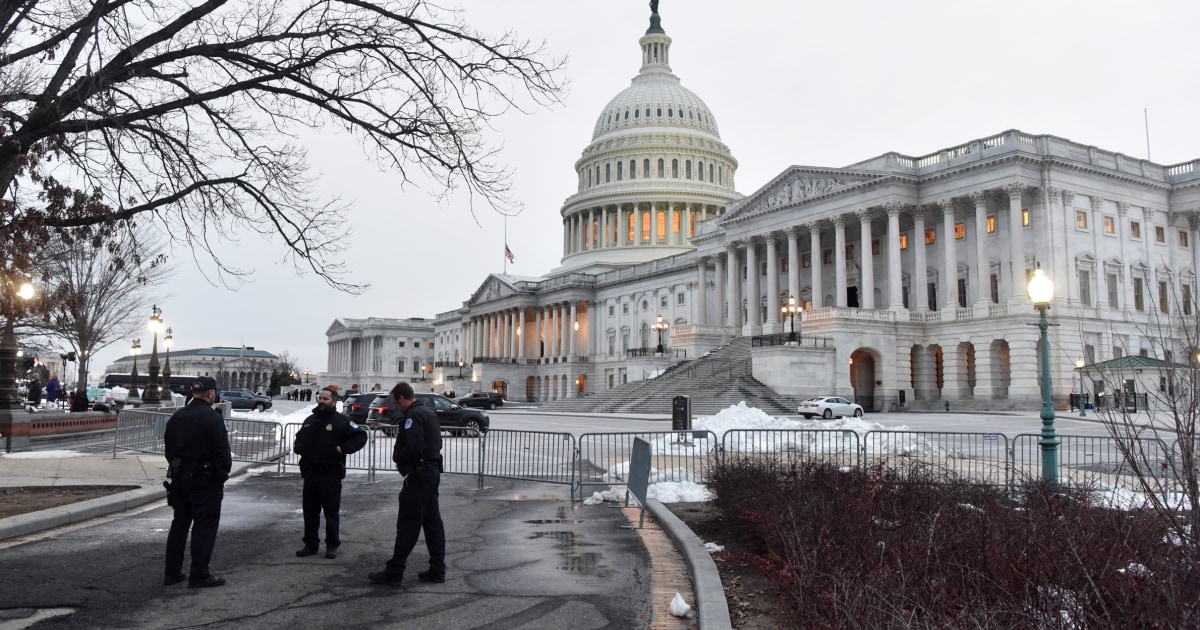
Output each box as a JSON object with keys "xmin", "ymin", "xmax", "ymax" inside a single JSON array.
[
  {"xmin": 1027, "ymin": 264, "xmax": 1059, "ymax": 484},
  {"xmin": 781, "ymin": 296, "xmax": 802, "ymax": 342},
  {"xmin": 652, "ymin": 314, "xmax": 669, "ymax": 354}
]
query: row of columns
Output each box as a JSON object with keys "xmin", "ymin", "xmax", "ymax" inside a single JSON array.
[
  {"xmin": 563, "ymin": 202, "xmax": 719, "ymax": 255},
  {"xmin": 327, "ymin": 338, "xmax": 365, "ymax": 374},
  {"xmin": 703, "ymin": 188, "xmax": 1028, "ymax": 333},
  {"xmin": 465, "ymin": 301, "xmax": 590, "ymax": 361}
]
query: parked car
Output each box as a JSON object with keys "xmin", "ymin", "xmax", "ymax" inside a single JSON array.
[
  {"xmin": 371, "ymin": 393, "xmax": 489, "ymax": 437},
  {"xmin": 344, "ymin": 391, "xmax": 387, "ymax": 423},
  {"xmin": 220, "ymin": 389, "xmax": 273, "ymax": 411},
  {"xmin": 455, "ymin": 391, "xmax": 504, "ymax": 410},
  {"xmin": 798, "ymin": 396, "xmax": 863, "ymax": 419}
]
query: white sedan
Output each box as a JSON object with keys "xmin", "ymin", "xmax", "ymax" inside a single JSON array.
[{"xmin": 798, "ymin": 396, "xmax": 864, "ymax": 419}]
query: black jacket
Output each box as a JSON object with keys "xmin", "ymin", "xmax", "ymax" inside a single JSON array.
[
  {"xmin": 294, "ymin": 406, "xmax": 368, "ymax": 467},
  {"xmin": 391, "ymin": 398, "xmax": 441, "ymax": 472},
  {"xmin": 164, "ymin": 398, "xmax": 232, "ymax": 482}
]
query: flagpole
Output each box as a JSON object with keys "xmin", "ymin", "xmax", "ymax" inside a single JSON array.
[{"xmin": 503, "ymin": 215, "xmax": 507, "ymax": 275}]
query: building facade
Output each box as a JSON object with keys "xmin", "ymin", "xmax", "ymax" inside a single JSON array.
[
  {"xmin": 326, "ymin": 6, "xmax": 1200, "ymax": 411},
  {"xmin": 105, "ymin": 346, "xmax": 281, "ymax": 392}
]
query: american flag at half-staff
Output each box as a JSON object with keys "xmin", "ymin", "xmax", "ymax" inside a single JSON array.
[{"xmin": 505, "ymin": 244, "xmax": 515, "ymax": 263}]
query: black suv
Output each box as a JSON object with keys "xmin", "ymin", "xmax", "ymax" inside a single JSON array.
[
  {"xmin": 455, "ymin": 391, "xmax": 504, "ymax": 410},
  {"xmin": 344, "ymin": 391, "xmax": 387, "ymax": 423},
  {"xmin": 370, "ymin": 393, "xmax": 489, "ymax": 437},
  {"xmin": 219, "ymin": 389, "xmax": 273, "ymax": 411}
]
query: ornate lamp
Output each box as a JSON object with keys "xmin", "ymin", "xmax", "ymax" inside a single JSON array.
[
  {"xmin": 1027, "ymin": 265, "xmax": 1059, "ymax": 484},
  {"xmin": 143, "ymin": 305, "xmax": 164, "ymax": 404}
]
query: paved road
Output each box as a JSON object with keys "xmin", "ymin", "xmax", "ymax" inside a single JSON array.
[{"xmin": 0, "ymin": 471, "xmax": 650, "ymax": 629}]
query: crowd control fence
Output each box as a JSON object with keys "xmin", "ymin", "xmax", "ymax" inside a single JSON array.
[{"xmin": 114, "ymin": 409, "xmax": 1200, "ymax": 501}]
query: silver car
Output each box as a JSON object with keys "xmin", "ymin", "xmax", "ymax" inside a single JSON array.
[{"xmin": 798, "ymin": 396, "xmax": 864, "ymax": 419}]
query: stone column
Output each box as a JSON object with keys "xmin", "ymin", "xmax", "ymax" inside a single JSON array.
[
  {"xmin": 517, "ymin": 308, "xmax": 526, "ymax": 360},
  {"xmin": 714, "ymin": 254, "xmax": 726, "ymax": 329},
  {"xmin": 569, "ymin": 301, "xmax": 578, "ymax": 358},
  {"xmin": 745, "ymin": 238, "xmax": 761, "ymax": 335},
  {"xmin": 667, "ymin": 203, "xmax": 677, "ymax": 246},
  {"xmin": 695, "ymin": 256, "xmax": 708, "ymax": 326},
  {"xmin": 536, "ymin": 308, "xmax": 545, "ymax": 359},
  {"xmin": 940, "ymin": 199, "xmax": 958, "ymax": 311},
  {"xmin": 1006, "ymin": 182, "xmax": 1027, "ymax": 302},
  {"xmin": 786, "ymin": 227, "xmax": 800, "ymax": 303},
  {"xmin": 1116, "ymin": 201, "xmax": 1132, "ymax": 314},
  {"xmin": 561, "ymin": 302, "xmax": 571, "ymax": 359},
  {"xmin": 971, "ymin": 338, "xmax": 994, "ymax": 400},
  {"xmin": 587, "ymin": 208, "xmax": 595, "ymax": 249},
  {"xmin": 970, "ymin": 192, "xmax": 989, "ymax": 305},
  {"xmin": 685, "ymin": 204, "xmax": 694, "ymax": 240},
  {"xmin": 808, "ymin": 223, "xmax": 823, "ymax": 309},
  {"xmin": 885, "ymin": 202, "xmax": 904, "ymax": 309},
  {"xmin": 858, "ymin": 209, "xmax": 874, "ymax": 310},
  {"xmin": 562, "ymin": 218, "xmax": 568, "ymax": 256},
  {"xmin": 765, "ymin": 234, "xmax": 781, "ymax": 332},
  {"xmin": 726, "ymin": 242, "xmax": 740, "ymax": 328},
  {"xmin": 834, "ymin": 216, "xmax": 847, "ymax": 307},
  {"xmin": 634, "ymin": 203, "xmax": 644, "ymax": 246},
  {"xmin": 913, "ymin": 208, "xmax": 928, "ymax": 311}
]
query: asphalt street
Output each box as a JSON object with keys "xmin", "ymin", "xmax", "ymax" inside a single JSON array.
[{"xmin": 0, "ymin": 470, "xmax": 651, "ymax": 630}]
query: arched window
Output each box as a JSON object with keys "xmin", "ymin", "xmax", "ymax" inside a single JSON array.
[
  {"xmin": 623, "ymin": 109, "xmax": 629, "ymax": 120},
  {"xmin": 718, "ymin": 166, "xmax": 723, "ymax": 185},
  {"xmin": 629, "ymin": 160, "xmax": 637, "ymax": 179},
  {"xmin": 657, "ymin": 107, "xmax": 662, "ymax": 117},
  {"xmin": 605, "ymin": 163, "xmax": 611, "ymax": 183},
  {"xmin": 587, "ymin": 169, "xmax": 592, "ymax": 187},
  {"xmin": 595, "ymin": 166, "xmax": 600, "ymax": 185},
  {"xmin": 668, "ymin": 108, "xmax": 674, "ymax": 117},
  {"xmin": 709, "ymin": 164, "xmax": 714, "ymax": 182},
  {"xmin": 644, "ymin": 159, "xmax": 651, "ymax": 178},
  {"xmin": 697, "ymin": 161, "xmax": 704, "ymax": 181},
  {"xmin": 634, "ymin": 108, "xmax": 639, "ymax": 119},
  {"xmin": 685, "ymin": 160, "xmax": 692, "ymax": 179},
  {"xmin": 658, "ymin": 159, "xmax": 665, "ymax": 178},
  {"xmin": 688, "ymin": 110, "xmax": 694, "ymax": 119},
  {"xmin": 616, "ymin": 161, "xmax": 623, "ymax": 181},
  {"xmin": 671, "ymin": 159, "xmax": 679, "ymax": 178},
  {"xmin": 645, "ymin": 108, "xmax": 651, "ymax": 118}
]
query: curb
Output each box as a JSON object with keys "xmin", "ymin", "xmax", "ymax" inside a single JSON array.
[
  {"xmin": 0, "ymin": 461, "xmax": 257, "ymax": 542},
  {"xmin": 646, "ymin": 498, "xmax": 732, "ymax": 630}
]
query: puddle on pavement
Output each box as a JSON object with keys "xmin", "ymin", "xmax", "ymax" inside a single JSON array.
[
  {"xmin": 525, "ymin": 506, "xmax": 609, "ymax": 577},
  {"xmin": 0, "ymin": 607, "xmax": 77, "ymax": 628}
]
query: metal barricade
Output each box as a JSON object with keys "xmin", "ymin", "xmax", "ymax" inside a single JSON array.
[
  {"xmin": 1012, "ymin": 433, "xmax": 1171, "ymax": 493},
  {"xmin": 719, "ymin": 429, "xmax": 860, "ymax": 470},
  {"xmin": 862, "ymin": 431, "xmax": 1010, "ymax": 486},
  {"xmin": 113, "ymin": 408, "xmax": 174, "ymax": 457},
  {"xmin": 577, "ymin": 430, "xmax": 718, "ymax": 503},
  {"xmin": 480, "ymin": 429, "xmax": 576, "ymax": 491}
]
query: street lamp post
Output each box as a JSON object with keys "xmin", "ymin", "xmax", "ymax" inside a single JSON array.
[
  {"xmin": 1075, "ymin": 358, "xmax": 1086, "ymax": 418},
  {"xmin": 420, "ymin": 364, "xmax": 425, "ymax": 382},
  {"xmin": 129, "ymin": 339, "xmax": 142, "ymax": 398},
  {"xmin": 143, "ymin": 305, "xmax": 164, "ymax": 404},
  {"xmin": 652, "ymin": 314, "xmax": 669, "ymax": 354},
  {"xmin": 458, "ymin": 359, "xmax": 464, "ymax": 378},
  {"xmin": 0, "ymin": 280, "xmax": 36, "ymax": 410},
  {"xmin": 303, "ymin": 368, "xmax": 311, "ymax": 384},
  {"xmin": 781, "ymin": 296, "xmax": 802, "ymax": 343},
  {"xmin": 161, "ymin": 327, "xmax": 173, "ymax": 399},
  {"xmin": 1027, "ymin": 264, "xmax": 1059, "ymax": 484}
]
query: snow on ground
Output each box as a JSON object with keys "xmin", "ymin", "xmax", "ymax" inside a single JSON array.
[
  {"xmin": 230, "ymin": 405, "xmax": 312, "ymax": 426},
  {"xmin": 1, "ymin": 449, "xmax": 88, "ymax": 459}
]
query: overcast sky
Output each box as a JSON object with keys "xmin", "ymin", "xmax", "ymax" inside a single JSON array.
[{"xmin": 87, "ymin": 0, "xmax": 1200, "ymax": 380}]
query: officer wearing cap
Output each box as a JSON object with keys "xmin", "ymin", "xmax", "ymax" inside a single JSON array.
[
  {"xmin": 163, "ymin": 376, "xmax": 232, "ymax": 588},
  {"xmin": 294, "ymin": 386, "xmax": 367, "ymax": 559}
]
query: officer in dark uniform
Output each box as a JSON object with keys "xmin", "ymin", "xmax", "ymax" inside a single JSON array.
[
  {"xmin": 369, "ymin": 381, "xmax": 445, "ymax": 586},
  {"xmin": 163, "ymin": 376, "xmax": 232, "ymax": 588},
  {"xmin": 294, "ymin": 387, "xmax": 368, "ymax": 559}
]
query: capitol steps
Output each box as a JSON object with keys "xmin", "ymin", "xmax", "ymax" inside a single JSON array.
[{"xmin": 537, "ymin": 337, "xmax": 807, "ymax": 417}]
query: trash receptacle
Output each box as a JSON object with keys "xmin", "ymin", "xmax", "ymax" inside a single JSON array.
[{"xmin": 672, "ymin": 395, "xmax": 691, "ymax": 431}]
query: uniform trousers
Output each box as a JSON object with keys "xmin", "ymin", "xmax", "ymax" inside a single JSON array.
[
  {"xmin": 302, "ymin": 468, "xmax": 343, "ymax": 548},
  {"xmin": 164, "ymin": 469, "xmax": 224, "ymax": 579},
  {"xmin": 385, "ymin": 465, "xmax": 446, "ymax": 576}
]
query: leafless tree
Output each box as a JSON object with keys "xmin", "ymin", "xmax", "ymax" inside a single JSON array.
[
  {"xmin": 0, "ymin": 0, "xmax": 565, "ymax": 289},
  {"xmin": 1080, "ymin": 281, "xmax": 1200, "ymax": 561},
  {"xmin": 27, "ymin": 228, "xmax": 171, "ymax": 399}
]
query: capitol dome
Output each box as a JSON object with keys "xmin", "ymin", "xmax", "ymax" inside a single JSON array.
[{"xmin": 557, "ymin": 5, "xmax": 739, "ymax": 273}]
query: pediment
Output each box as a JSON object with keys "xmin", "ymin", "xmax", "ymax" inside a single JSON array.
[
  {"xmin": 325, "ymin": 319, "xmax": 349, "ymax": 335},
  {"xmin": 724, "ymin": 167, "xmax": 884, "ymax": 221},
  {"xmin": 468, "ymin": 274, "xmax": 519, "ymax": 306}
]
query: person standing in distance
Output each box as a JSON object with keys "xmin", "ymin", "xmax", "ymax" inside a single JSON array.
[
  {"xmin": 163, "ymin": 376, "xmax": 232, "ymax": 588},
  {"xmin": 369, "ymin": 382, "xmax": 445, "ymax": 586},
  {"xmin": 294, "ymin": 387, "xmax": 368, "ymax": 559}
]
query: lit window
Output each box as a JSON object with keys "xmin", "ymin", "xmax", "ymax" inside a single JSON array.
[
  {"xmin": 1181, "ymin": 231, "xmax": 1190, "ymax": 248},
  {"xmin": 1160, "ymin": 281, "xmax": 1170, "ymax": 313},
  {"xmin": 986, "ymin": 216, "xmax": 996, "ymax": 233},
  {"xmin": 925, "ymin": 229, "xmax": 935, "ymax": 246},
  {"xmin": 761, "ymin": 262, "xmax": 767, "ymax": 276},
  {"xmin": 1022, "ymin": 208, "xmax": 1030, "ymax": 227},
  {"xmin": 801, "ymin": 253, "xmax": 811, "ymax": 269},
  {"xmin": 954, "ymin": 223, "xmax": 965, "ymax": 239},
  {"xmin": 1076, "ymin": 211, "xmax": 1088, "ymax": 229},
  {"xmin": 1130, "ymin": 221, "xmax": 1141, "ymax": 239},
  {"xmin": 1103, "ymin": 216, "xmax": 1115, "ymax": 234},
  {"xmin": 1134, "ymin": 277, "xmax": 1145, "ymax": 311},
  {"xmin": 899, "ymin": 234, "xmax": 908, "ymax": 250},
  {"xmin": 781, "ymin": 258, "xmax": 789, "ymax": 273},
  {"xmin": 1155, "ymin": 226, "xmax": 1166, "ymax": 243}
]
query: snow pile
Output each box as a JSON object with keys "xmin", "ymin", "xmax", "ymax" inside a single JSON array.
[{"xmin": 2, "ymin": 449, "xmax": 87, "ymax": 460}]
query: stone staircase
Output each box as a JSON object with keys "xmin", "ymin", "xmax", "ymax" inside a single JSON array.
[{"xmin": 539, "ymin": 337, "xmax": 807, "ymax": 416}]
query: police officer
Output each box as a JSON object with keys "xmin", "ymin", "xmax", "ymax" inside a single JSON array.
[
  {"xmin": 163, "ymin": 376, "xmax": 232, "ymax": 588},
  {"xmin": 294, "ymin": 387, "xmax": 367, "ymax": 559},
  {"xmin": 369, "ymin": 382, "xmax": 445, "ymax": 586}
]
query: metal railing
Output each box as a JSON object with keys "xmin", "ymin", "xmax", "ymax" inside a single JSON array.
[
  {"xmin": 862, "ymin": 431, "xmax": 1010, "ymax": 486},
  {"xmin": 577, "ymin": 430, "xmax": 719, "ymax": 502},
  {"xmin": 721, "ymin": 429, "xmax": 860, "ymax": 470}
]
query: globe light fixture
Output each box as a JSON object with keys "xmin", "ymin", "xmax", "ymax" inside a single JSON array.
[
  {"xmin": 143, "ymin": 305, "xmax": 164, "ymax": 404},
  {"xmin": 652, "ymin": 314, "xmax": 669, "ymax": 354},
  {"xmin": 781, "ymin": 295, "xmax": 802, "ymax": 342}
]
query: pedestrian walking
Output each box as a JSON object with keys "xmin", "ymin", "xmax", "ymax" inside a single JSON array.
[
  {"xmin": 25, "ymin": 377, "xmax": 42, "ymax": 412},
  {"xmin": 294, "ymin": 387, "xmax": 367, "ymax": 559},
  {"xmin": 162, "ymin": 376, "xmax": 232, "ymax": 588},
  {"xmin": 45, "ymin": 373, "xmax": 61, "ymax": 406},
  {"xmin": 369, "ymin": 382, "xmax": 445, "ymax": 586}
]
